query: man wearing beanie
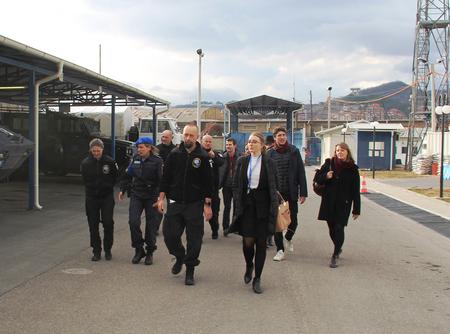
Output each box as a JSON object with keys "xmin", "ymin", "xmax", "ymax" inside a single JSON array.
[
  {"xmin": 119, "ymin": 137, "xmax": 163, "ymax": 265},
  {"xmin": 81, "ymin": 138, "xmax": 118, "ymax": 261},
  {"xmin": 267, "ymin": 127, "xmax": 307, "ymax": 261}
]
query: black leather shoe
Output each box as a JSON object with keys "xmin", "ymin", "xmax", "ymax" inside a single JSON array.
[
  {"xmin": 144, "ymin": 253, "xmax": 153, "ymax": 265},
  {"xmin": 212, "ymin": 231, "xmax": 218, "ymax": 240},
  {"xmin": 91, "ymin": 252, "xmax": 101, "ymax": 262},
  {"xmin": 244, "ymin": 264, "xmax": 253, "ymax": 284},
  {"xmin": 132, "ymin": 248, "xmax": 146, "ymax": 264},
  {"xmin": 171, "ymin": 258, "xmax": 183, "ymax": 275},
  {"xmin": 104, "ymin": 250, "xmax": 112, "ymax": 261},
  {"xmin": 185, "ymin": 267, "xmax": 195, "ymax": 286},
  {"xmin": 223, "ymin": 228, "xmax": 229, "ymax": 237},
  {"xmin": 252, "ymin": 278, "xmax": 262, "ymax": 294}
]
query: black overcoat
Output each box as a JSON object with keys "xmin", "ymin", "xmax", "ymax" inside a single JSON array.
[
  {"xmin": 316, "ymin": 158, "xmax": 361, "ymax": 225},
  {"xmin": 230, "ymin": 154, "xmax": 279, "ymax": 235}
]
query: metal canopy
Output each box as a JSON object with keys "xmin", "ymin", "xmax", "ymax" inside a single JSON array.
[
  {"xmin": 226, "ymin": 94, "xmax": 302, "ymax": 116},
  {"xmin": 0, "ymin": 35, "xmax": 170, "ymax": 107}
]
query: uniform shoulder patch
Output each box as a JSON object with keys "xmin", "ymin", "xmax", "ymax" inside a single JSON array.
[{"xmin": 192, "ymin": 157, "xmax": 201, "ymax": 168}]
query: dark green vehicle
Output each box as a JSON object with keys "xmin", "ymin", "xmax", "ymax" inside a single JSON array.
[{"xmin": 0, "ymin": 111, "xmax": 133, "ymax": 176}]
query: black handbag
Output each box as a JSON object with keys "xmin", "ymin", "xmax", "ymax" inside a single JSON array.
[{"xmin": 312, "ymin": 163, "xmax": 331, "ymax": 196}]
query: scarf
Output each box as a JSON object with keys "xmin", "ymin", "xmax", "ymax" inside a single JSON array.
[
  {"xmin": 332, "ymin": 157, "xmax": 354, "ymax": 175},
  {"xmin": 274, "ymin": 141, "xmax": 290, "ymax": 154}
]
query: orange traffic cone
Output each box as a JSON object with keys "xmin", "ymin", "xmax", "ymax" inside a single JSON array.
[{"xmin": 360, "ymin": 175, "xmax": 368, "ymax": 194}]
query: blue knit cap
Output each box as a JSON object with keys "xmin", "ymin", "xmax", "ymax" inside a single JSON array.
[{"xmin": 135, "ymin": 137, "xmax": 154, "ymax": 146}]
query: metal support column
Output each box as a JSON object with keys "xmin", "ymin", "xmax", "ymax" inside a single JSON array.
[
  {"xmin": 27, "ymin": 71, "xmax": 35, "ymax": 210},
  {"xmin": 230, "ymin": 113, "xmax": 238, "ymax": 133},
  {"xmin": 152, "ymin": 105, "xmax": 157, "ymax": 144},
  {"xmin": 286, "ymin": 110, "xmax": 293, "ymax": 143},
  {"xmin": 111, "ymin": 96, "xmax": 116, "ymax": 160}
]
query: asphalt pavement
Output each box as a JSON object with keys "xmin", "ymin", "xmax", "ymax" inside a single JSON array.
[{"xmin": 0, "ymin": 168, "xmax": 450, "ymax": 334}]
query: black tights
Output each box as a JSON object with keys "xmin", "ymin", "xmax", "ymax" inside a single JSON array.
[
  {"xmin": 242, "ymin": 237, "xmax": 267, "ymax": 279},
  {"xmin": 327, "ymin": 221, "xmax": 345, "ymax": 256}
]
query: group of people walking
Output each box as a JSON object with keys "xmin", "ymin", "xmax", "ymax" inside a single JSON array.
[{"xmin": 81, "ymin": 123, "xmax": 361, "ymax": 294}]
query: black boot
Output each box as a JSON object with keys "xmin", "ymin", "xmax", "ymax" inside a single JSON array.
[
  {"xmin": 252, "ymin": 278, "xmax": 262, "ymax": 294},
  {"xmin": 132, "ymin": 247, "xmax": 146, "ymax": 264},
  {"xmin": 104, "ymin": 250, "xmax": 112, "ymax": 261},
  {"xmin": 91, "ymin": 250, "xmax": 101, "ymax": 262},
  {"xmin": 171, "ymin": 258, "xmax": 183, "ymax": 275},
  {"xmin": 244, "ymin": 264, "xmax": 253, "ymax": 284},
  {"xmin": 144, "ymin": 252, "xmax": 153, "ymax": 265},
  {"xmin": 185, "ymin": 266, "xmax": 195, "ymax": 286}
]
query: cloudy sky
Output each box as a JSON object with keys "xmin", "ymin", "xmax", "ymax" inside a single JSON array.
[{"xmin": 1, "ymin": 0, "xmax": 416, "ymax": 105}]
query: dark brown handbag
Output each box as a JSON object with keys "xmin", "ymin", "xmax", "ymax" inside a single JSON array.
[{"xmin": 312, "ymin": 163, "xmax": 331, "ymax": 196}]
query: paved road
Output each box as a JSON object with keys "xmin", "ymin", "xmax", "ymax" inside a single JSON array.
[{"xmin": 1, "ymin": 171, "xmax": 450, "ymax": 333}]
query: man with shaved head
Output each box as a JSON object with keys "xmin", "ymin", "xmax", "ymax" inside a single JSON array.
[
  {"xmin": 157, "ymin": 124, "xmax": 213, "ymax": 286},
  {"xmin": 156, "ymin": 130, "xmax": 176, "ymax": 162},
  {"xmin": 201, "ymin": 134, "xmax": 225, "ymax": 239}
]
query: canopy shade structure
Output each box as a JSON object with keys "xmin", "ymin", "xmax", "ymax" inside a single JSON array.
[
  {"xmin": 0, "ymin": 35, "xmax": 170, "ymax": 108},
  {"xmin": 225, "ymin": 94, "xmax": 302, "ymax": 135},
  {"xmin": 226, "ymin": 94, "xmax": 302, "ymax": 116}
]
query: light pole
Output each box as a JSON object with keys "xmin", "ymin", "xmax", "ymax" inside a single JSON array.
[
  {"xmin": 341, "ymin": 126, "xmax": 347, "ymax": 143},
  {"xmin": 435, "ymin": 105, "xmax": 449, "ymax": 198},
  {"xmin": 196, "ymin": 48, "xmax": 204, "ymax": 135},
  {"xmin": 327, "ymin": 86, "xmax": 332, "ymax": 129},
  {"xmin": 370, "ymin": 121, "xmax": 379, "ymax": 179}
]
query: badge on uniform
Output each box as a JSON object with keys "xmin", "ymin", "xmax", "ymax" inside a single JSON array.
[
  {"xmin": 192, "ymin": 157, "xmax": 201, "ymax": 168},
  {"xmin": 102, "ymin": 165, "xmax": 110, "ymax": 174}
]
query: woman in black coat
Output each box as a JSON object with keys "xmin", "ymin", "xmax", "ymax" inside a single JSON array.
[
  {"xmin": 230, "ymin": 132, "xmax": 278, "ymax": 294},
  {"xmin": 315, "ymin": 142, "xmax": 360, "ymax": 268}
]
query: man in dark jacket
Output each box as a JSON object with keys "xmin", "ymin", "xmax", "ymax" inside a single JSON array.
[
  {"xmin": 155, "ymin": 130, "xmax": 177, "ymax": 234},
  {"xmin": 156, "ymin": 130, "xmax": 176, "ymax": 162},
  {"xmin": 201, "ymin": 134, "xmax": 225, "ymax": 239},
  {"xmin": 81, "ymin": 138, "xmax": 118, "ymax": 261},
  {"xmin": 267, "ymin": 127, "xmax": 308, "ymax": 261},
  {"xmin": 119, "ymin": 137, "xmax": 163, "ymax": 265},
  {"xmin": 157, "ymin": 124, "xmax": 213, "ymax": 286},
  {"xmin": 219, "ymin": 137, "xmax": 238, "ymax": 236}
]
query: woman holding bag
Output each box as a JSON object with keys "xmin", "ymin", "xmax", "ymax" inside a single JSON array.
[
  {"xmin": 315, "ymin": 142, "xmax": 360, "ymax": 268},
  {"xmin": 230, "ymin": 132, "xmax": 278, "ymax": 294}
]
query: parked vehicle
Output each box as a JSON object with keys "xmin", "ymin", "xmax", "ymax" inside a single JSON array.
[
  {"xmin": 138, "ymin": 117, "xmax": 182, "ymax": 144},
  {"xmin": 0, "ymin": 125, "xmax": 33, "ymax": 180},
  {"xmin": 0, "ymin": 111, "xmax": 133, "ymax": 176}
]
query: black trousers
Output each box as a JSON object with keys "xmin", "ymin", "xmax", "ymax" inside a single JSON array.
[
  {"xmin": 275, "ymin": 193, "xmax": 299, "ymax": 251},
  {"xmin": 222, "ymin": 186, "xmax": 233, "ymax": 230},
  {"xmin": 85, "ymin": 194, "xmax": 115, "ymax": 253},
  {"xmin": 129, "ymin": 195, "xmax": 158, "ymax": 253},
  {"xmin": 163, "ymin": 200, "xmax": 204, "ymax": 267},
  {"xmin": 208, "ymin": 191, "xmax": 220, "ymax": 234}
]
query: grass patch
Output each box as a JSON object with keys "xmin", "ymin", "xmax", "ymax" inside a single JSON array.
[
  {"xmin": 360, "ymin": 169, "xmax": 425, "ymax": 179},
  {"xmin": 408, "ymin": 187, "xmax": 450, "ymax": 203}
]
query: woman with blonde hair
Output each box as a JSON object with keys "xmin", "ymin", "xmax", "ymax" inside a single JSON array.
[
  {"xmin": 314, "ymin": 142, "xmax": 360, "ymax": 268},
  {"xmin": 230, "ymin": 132, "xmax": 278, "ymax": 293}
]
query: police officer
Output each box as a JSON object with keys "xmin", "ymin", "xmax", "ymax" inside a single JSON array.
[
  {"xmin": 81, "ymin": 138, "xmax": 118, "ymax": 261},
  {"xmin": 157, "ymin": 124, "xmax": 213, "ymax": 286},
  {"xmin": 119, "ymin": 137, "xmax": 163, "ymax": 265},
  {"xmin": 201, "ymin": 134, "xmax": 225, "ymax": 239}
]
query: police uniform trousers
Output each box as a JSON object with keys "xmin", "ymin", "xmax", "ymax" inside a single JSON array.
[
  {"xmin": 163, "ymin": 200, "xmax": 204, "ymax": 267},
  {"xmin": 129, "ymin": 194, "xmax": 158, "ymax": 253},
  {"xmin": 85, "ymin": 193, "xmax": 115, "ymax": 253}
]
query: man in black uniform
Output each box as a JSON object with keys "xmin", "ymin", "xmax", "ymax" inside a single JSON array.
[
  {"xmin": 154, "ymin": 130, "xmax": 176, "ymax": 234},
  {"xmin": 201, "ymin": 134, "xmax": 225, "ymax": 239},
  {"xmin": 156, "ymin": 130, "xmax": 176, "ymax": 162},
  {"xmin": 81, "ymin": 138, "xmax": 118, "ymax": 261},
  {"xmin": 157, "ymin": 124, "xmax": 212, "ymax": 286},
  {"xmin": 119, "ymin": 137, "xmax": 163, "ymax": 265}
]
